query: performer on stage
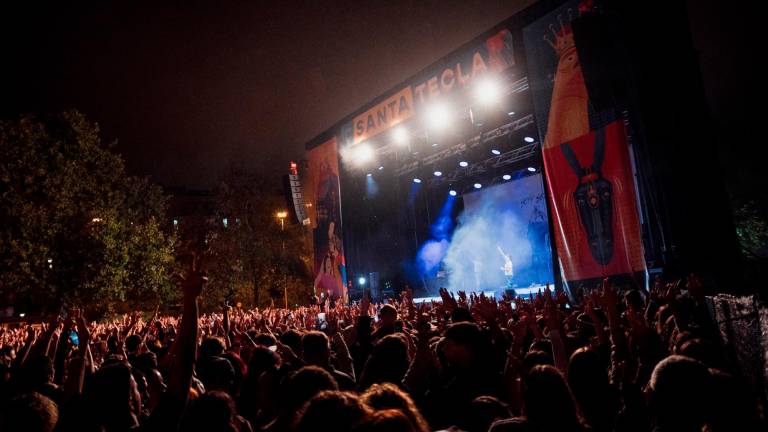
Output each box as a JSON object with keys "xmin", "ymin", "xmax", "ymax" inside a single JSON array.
[{"xmin": 497, "ymin": 245, "xmax": 515, "ymax": 292}]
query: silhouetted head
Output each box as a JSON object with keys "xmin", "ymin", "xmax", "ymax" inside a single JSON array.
[
  {"xmin": 181, "ymin": 390, "xmax": 237, "ymax": 432},
  {"xmin": 360, "ymin": 335, "xmax": 410, "ymax": 389},
  {"xmin": 521, "ymin": 350, "xmax": 553, "ymax": 373},
  {"xmin": 196, "ymin": 356, "xmax": 235, "ymax": 394},
  {"xmin": 443, "ymin": 322, "xmax": 484, "ymax": 369},
  {"xmin": 199, "ymin": 337, "xmax": 226, "ymax": 359},
  {"xmin": 280, "ymin": 329, "xmax": 303, "ymax": 356},
  {"xmin": 523, "ymin": 365, "xmax": 582, "ymax": 429},
  {"xmin": 378, "ymin": 304, "xmax": 398, "ymax": 327},
  {"xmin": 649, "ymin": 355, "xmax": 711, "ymax": 431},
  {"xmin": 352, "ymin": 409, "xmax": 416, "ymax": 432},
  {"xmin": 125, "ymin": 334, "xmax": 142, "ymax": 354},
  {"xmin": 281, "ymin": 366, "xmax": 339, "ymax": 415},
  {"xmin": 2, "ymin": 392, "xmax": 58, "ymax": 432},
  {"xmin": 361, "ymin": 383, "xmax": 430, "ymax": 432},
  {"xmin": 85, "ymin": 361, "xmax": 141, "ymax": 430},
  {"xmin": 466, "ymin": 396, "xmax": 511, "ymax": 432},
  {"xmin": 294, "ymin": 390, "xmax": 370, "ymax": 432},
  {"xmin": 302, "ymin": 331, "xmax": 331, "ymax": 367}
]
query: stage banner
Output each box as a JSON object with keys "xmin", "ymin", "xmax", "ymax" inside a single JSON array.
[
  {"xmin": 346, "ymin": 26, "xmax": 518, "ymax": 147},
  {"xmin": 524, "ymin": 0, "xmax": 645, "ymax": 283},
  {"xmin": 307, "ymin": 137, "xmax": 347, "ymax": 301},
  {"xmin": 543, "ymin": 122, "xmax": 645, "ymax": 281}
]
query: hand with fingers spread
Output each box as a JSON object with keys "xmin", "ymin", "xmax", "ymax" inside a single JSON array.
[
  {"xmin": 439, "ymin": 287, "xmax": 457, "ymax": 312},
  {"xmin": 457, "ymin": 290, "xmax": 468, "ymax": 306},
  {"xmin": 474, "ymin": 294, "xmax": 498, "ymax": 324}
]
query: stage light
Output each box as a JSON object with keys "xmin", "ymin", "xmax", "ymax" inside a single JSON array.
[
  {"xmin": 503, "ymin": 174, "xmax": 511, "ymax": 180},
  {"xmin": 527, "ymin": 166, "xmax": 537, "ymax": 172},
  {"xmin": 392, "ymin": 126, "xmax": 408, "ymax": 145},
  {"xmin": 524, "ymin": 136, "xmax": 535, "ymax": 143},
  {"xmin": 413, "ymin": 178, "xmax": 422, "ymax": 184},
  {"xmin": 434, "ymin": 171, "xmax": 442, "ymax": 177},
  {"xmin": 431, "ymin": 143, "xmax": 438, "ymax": 147},
  {"xmin": 358, "ymin": 276, "xmax": 366, "ymax": 285},
  {"xmin": 475, "ymin": 76, "xmax": 501, "ymax": 106},
  {"xmin": 491, "ymin": 149, "xmax": 501, "ymax": 155},
  {"xmin": 474, "ymin": 183, "xmax": 482, "ymax": 189},
  {"xmin": 508, "ymin": 111, "xmax": 515, "ymax": 116},
  {"xmin": 426, "ymin": 103, "xmax": 450, "ymax": 130},
  {"xmin": 354, "ymin": 144, "xmax": 374, "ymax": 164},
  {"xmin": 378, "ymin": 165, "xmax": 384, "ymax": 170},
  {"xmin": 459, "ymin": 161, "xmax": 469, "ymax": 167},
  {"xmin": 449, "ymin": 190, "xmax": 457, "ymax": 196},
  {"xmin": 366, "ymin": 173, "xmax": 372, "ymax": 177}
]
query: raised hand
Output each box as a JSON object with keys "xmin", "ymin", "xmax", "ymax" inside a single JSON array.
[
  {"xmin": 326, "ymin": 310, "xmax": 339, "ymax": 336},
  {"xmin": 180, "ymin": 253, "xmax": 207, "ymax": 300},
  {"xmin": 543, "ymin": 301, "xmax": 561, "ymax": 332},
  {"xmin": 474, "ymin": 294, "xmax": 498, "ymax": 324},
  {"xmin": 439, "ymin": 287, "xmax": 457, "ymax": 312},
  {"xmin": 457, "ymin": 290, "xmax": 468, "ymax": 306},
  {"xmin": 597, "ymin": 278, "xmax": 618, "ymax": 312}
]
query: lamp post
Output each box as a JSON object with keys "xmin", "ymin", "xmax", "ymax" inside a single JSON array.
[
  {"xmin": 276, "ymin": 210, "xmax": 288, "ymax": 307},
  {"xmin": 276, "ymin": 210, "xmax": 287, "ymax": 231}
]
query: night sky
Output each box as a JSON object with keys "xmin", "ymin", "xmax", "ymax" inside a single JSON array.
[{"xmin": 1, "ymin": 1, "xmax": 761, "ymax": 195}]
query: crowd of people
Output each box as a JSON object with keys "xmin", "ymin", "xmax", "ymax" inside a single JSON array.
[{"xmin": 0, "ymin": 265, "xmax": 764, "ymax": 432}]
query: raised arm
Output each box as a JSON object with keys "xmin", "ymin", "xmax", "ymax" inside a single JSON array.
[{"xmin": 167, "ymin": 256, "xmax": 205, "ymax": 403}]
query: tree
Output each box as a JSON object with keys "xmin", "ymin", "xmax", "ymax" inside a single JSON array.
[
  {"xmin": 0, "ymin": 111, "xmax": 177, "ymax": 315},
  {"xmin": 200, "ymin": 167, "xmax": 312, "ymax": 311}
]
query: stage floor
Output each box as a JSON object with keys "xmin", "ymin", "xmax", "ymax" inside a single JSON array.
[{"xmin": 412, "ymin": 285, "xmax": 549, "ymax": 304}]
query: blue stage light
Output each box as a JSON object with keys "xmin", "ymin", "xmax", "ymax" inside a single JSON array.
[
  {"xmin": 491, "ymin": 149, "xmax": 501, "ymax": 155},
  {"xmin": 413, "ymin": 178, "xmax": 422, "ymax": 184},
  {"xmin": 502, "ymin": 174, "xmax": 511, "ymax": 180},
  {"xmin": 527, "ymin": 166, "xmax": 537, "ymax": 172},
  {"xmin": 449, "ymin": 190, "xmax": 457, "ymax": 196},
  {"xmin": 474, "ymin": 183, "xmax": 482, "ymax": 189},
  {"xmin": 434, "ymin": 171, "xmax": 442, "ymax": 177},
  {"xmin": 366, "ymin": 173, "xmax": 372, "ymax": 177},
  {"xmin": 358, "ymin": 277, "xmax": 366, "ymax": 285}
]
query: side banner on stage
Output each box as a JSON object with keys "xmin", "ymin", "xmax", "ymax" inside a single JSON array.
[
  {"xmin": 543, "ymin": 122, "xmax": 645, "ymax": 281},
  {"xmin": 308, "ymin": 137, "xmax": 347, "ymax": 301},
  {"xmin": 524, "ymin": 0, "xmax": 645, "ymax": 284}
]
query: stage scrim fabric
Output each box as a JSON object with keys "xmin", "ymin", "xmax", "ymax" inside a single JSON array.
[{"xmin": 307, "ymin": 137, "xmax": 347, "ymax": 301}]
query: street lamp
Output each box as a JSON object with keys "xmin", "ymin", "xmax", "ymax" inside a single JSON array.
[
  {"xmin": 276, "ymin": 210, "xmax": 288, "ymax": 231},
  {"xmin": 276, "ymin": 210, "xmax": 288, "ymax": 307}
]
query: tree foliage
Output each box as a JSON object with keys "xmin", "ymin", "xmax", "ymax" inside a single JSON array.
[
  {"xmin": 199, "ymin": 168, "xmax": 312, "ymax": 311},
  {"xmin": 0, "ymin": 111, "xmax": 177, "ymax": 315}
]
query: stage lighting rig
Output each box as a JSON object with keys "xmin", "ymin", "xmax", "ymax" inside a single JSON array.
[
  {"xmin": 354, "ymin": 143, "xmax": 374, "ymax": 164},
  {"xmin": 474, "ymin": 76, "xmax": 501, "ymax": 106},
  {"xmin": 426, "ymin": 103, "xmax": 450, "ymax": 131},
  {"xmin": 392, "ymin": 126, "xmax": 409, "ymax": 146}
]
